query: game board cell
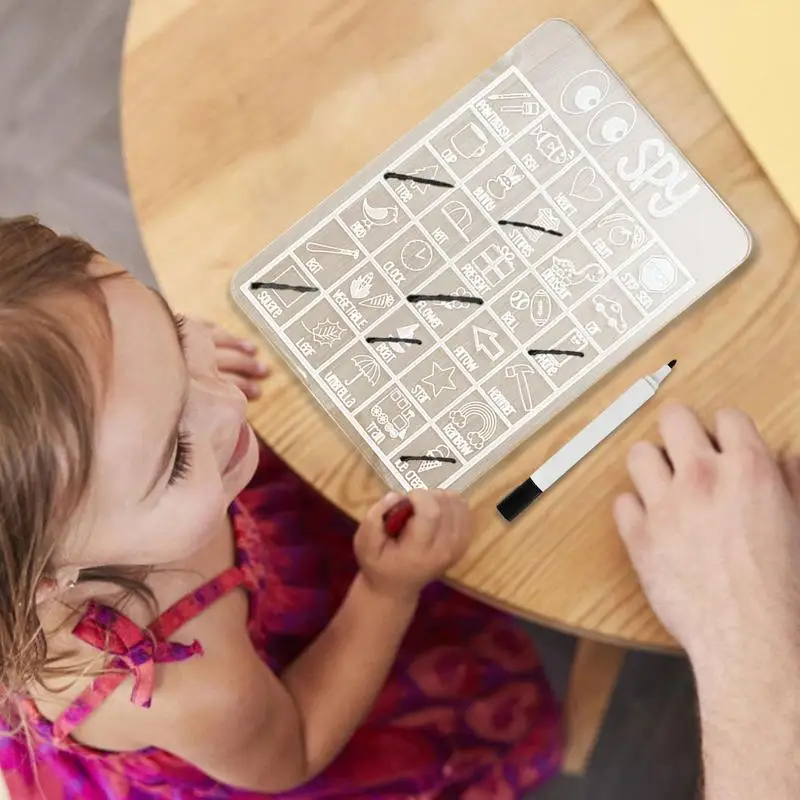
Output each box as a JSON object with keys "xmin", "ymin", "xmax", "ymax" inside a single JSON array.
[
  {"xmin": 509, "ymin": 114, "xmax": 580, "ymax": 188},
  {"xmin": 295, "ymin": 218, "xmax": 365, "ymax": 289},
  {"xmin": 355, "ymin": 385, "xmax": 426, "ymax": 457},
  {"xmin": 429, "ymin": 110, "xmax": 502, "ymax": 181},
  {"xmin": 390, "ymin": 426, "xmax": 466, "ymax": 489},
  {"xmin": 339, "ymin": 183, "xmax": 410, "ymax": 253},
  {"xmin": 283, "ymin": 299, "xmax": 358, "ymax": 372}
]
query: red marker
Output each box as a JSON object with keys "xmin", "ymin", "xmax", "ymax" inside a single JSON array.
[{"xmin": 382, "ymin": 498, "xmax": 414, "ymax": 538}]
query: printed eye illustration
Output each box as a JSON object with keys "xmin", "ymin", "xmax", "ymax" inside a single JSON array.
[
  {"xmin": 587, "ymin": 102, "xmax": 637, "ymax": 147},
  {"xmin": 560, "ymin": 70, "xmax": 610, "ymax": 114}
]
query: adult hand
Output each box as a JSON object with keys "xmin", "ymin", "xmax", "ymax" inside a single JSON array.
[{"xmin": 613, "ymin": 404, "xmax": 800, "ymax": 670}]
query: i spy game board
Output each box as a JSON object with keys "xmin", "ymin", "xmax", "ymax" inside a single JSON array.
[{"xmin": 231, "ymin": 20, "xmax": 751, "ymax": 493}]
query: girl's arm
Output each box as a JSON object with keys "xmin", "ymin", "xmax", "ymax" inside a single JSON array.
[{"xmin": 94, "ymin": 490, "xmax": 470, "ymax": 792}]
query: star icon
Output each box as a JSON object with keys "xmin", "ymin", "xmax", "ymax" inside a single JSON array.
[{"xmin": 422, "ymin": 361, "xmax": 457, "ymax": 398}]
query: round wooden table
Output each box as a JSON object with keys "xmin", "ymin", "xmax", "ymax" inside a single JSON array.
[{"xmin": 122, "ymin": 0, "xmax": 800, "ymax": 773}]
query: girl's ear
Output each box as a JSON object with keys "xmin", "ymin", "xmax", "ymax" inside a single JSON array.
[{"xmin": 35, "ymin": 568, "xmax": 80, "ymax": 606}]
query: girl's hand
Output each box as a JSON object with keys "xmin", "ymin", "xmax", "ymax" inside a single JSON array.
[
  {"xmin": 354, "ymin": 490, "xmax": 473, "ymax": 601},
  {"xmin": 197, "ymin": 320, "xmax": 269, "ymax": 400}
]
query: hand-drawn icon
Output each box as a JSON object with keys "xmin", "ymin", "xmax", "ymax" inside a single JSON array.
[
  {"xmin": 421, "ymin": 361, "xmax": 457, "ymax": 398},
  {"xmin": 569, "ymin": 166, "xmax": 604, "ymax": 203},
  {"xmin": 362, "ymin": 197, "xmax": 399, "ymax": 227},
  {"xmin": 388, "ymin": 323, "xmax": 420, "ymax": 354},
  {"xmin": 305, "ymin": 241, "xmax": 360, "ymax": 260},
  {"xmin": 372, "ymin": 388, "xmax": 415, "ymax": 440},
  {"xmin": 345, "ymin": 354, "xmax": 381, "ymax": 387},
  {"xmin": 303, "ymin": 318, "xmax": 346, "ymax": 348},
  {"xmin": 417, "ymin": 444, "xmax": 453, "ymax": 473},
  {"xmin": 535, "ymin": 208, "xmax": 562, "ymax": 234},
  {"xmin": 472, "ymin": 326, "xmax": 505, "ymax": 362},
  {"xmin": 271, "ymin": 267, "xmax": 310, "ymax": 308},
  {"xmin": 593, "ymin": 294, "xmax": 628, "ymax": 332},
  {"xmin": 530, "ymin": 123, "xmax": 574, "ymax": 164},
  {"xmin": 509, "ymin": 289, "xmax": 530, "ymax": 311},
  {"xmin": 585, "ymin": 320, "xmax": 602, "ymax": 336},
  {"xmin": 598, "ymin": 213, "xmax": 646, "ymax": 250},
  {"xmin": 360, "ymin": 292, "xmax": 395, "ymax": 310},
  {"xmin": 450, "ymin": 122, "xmax": 489, "ymax": 159},
  {"xmin": 499, "ymin": 101, "xmax": 541, "ymax": 116},
  {"xmin": 505, "ymin": 363, "xmax": 539, "ymax": 412},
  {"xmin": 639, "ymin": 255, "xmax": 677, "ymax": 293},
  {"xmin": 444, "ymin": 286, "xmax": 473, "ymax": 310},
  {"xmin": 442, "ymin": 200, "xmax": 473, "ymax": 242},
  {"xmin": 530, "ymin": 289, "xmax": 553, "ymax": 326},
  {"xmin": 449, "ymin": 402, "xmax": 498, "ymax": 449},
  {"xmin": 349, "ymin": 272, "xmax": 374, "ymax": 300},
  {"xmin": 560, "ymin": 70, "xmax": 611, "ymax": 115},
  {"xmin": 400, "ymin": 239, "xmax": 434, "ymax": 272},
  {"xmin": 550, "ymin": 255, "xmax": 605, "ymax": 286},
  {"xmin": 488, "ymin": 92, "xmax": 532, "ymax": 100},
  {"xmin": 587, "ymin": 102, "xmax": 637, "ymax": 147},
  {"xmin": 406, "ymin": 165, "xmax": 441, "ymax": 194},
  {"xmin": 470, "ymin": 243, "xmax": 515, "ymax": 286},
  {"xmin": 486, "ymin": 164, "xmax": 524, "ymax": 200}
]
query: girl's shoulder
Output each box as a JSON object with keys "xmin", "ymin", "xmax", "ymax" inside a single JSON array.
[
  {"xmin": 29, "ymin": 514, "xmax": 267, "ymax": 754},
  {"xmin": 31, "ymin": 568, "xmax": 272, "ymax": 754}
]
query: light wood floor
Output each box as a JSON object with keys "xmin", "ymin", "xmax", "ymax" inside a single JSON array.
[{"xmin": 0, "ymin": 2, "xmax": 699, "ymax": 797}]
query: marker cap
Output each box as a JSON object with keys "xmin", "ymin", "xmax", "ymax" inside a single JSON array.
[{"xmin": 497, "ymin": 478, "xmax": 543, "ymax": 521}]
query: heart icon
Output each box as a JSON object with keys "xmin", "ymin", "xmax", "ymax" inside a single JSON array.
[{"xmin": 569, "ymin": 166, "xmax": 603, "ymax": 203}]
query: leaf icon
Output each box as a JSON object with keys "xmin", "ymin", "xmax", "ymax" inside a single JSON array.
[{"xmin": 304, "ymin": 318, "xmax": 345, "ymax": 348}]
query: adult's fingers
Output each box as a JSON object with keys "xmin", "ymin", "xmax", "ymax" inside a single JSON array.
[
  {"xmin": 714, "ymin": 407, "xmax": 769, "ymax": 454},
  {"xmin": 659, "ymin": 404, "xmax": 716, "ymax": 469},
  {"xmin": 613, "ymin": 492, "xmax": 646, "ymax": 554},
  {"xmin": 626, "ymin": 441, "xmax": 672, "ymax": 506}
]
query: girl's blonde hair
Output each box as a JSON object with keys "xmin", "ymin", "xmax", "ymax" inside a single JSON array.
[{"xmin": 0, "ymin": 216, "xmax": 151, "ymax": 702}]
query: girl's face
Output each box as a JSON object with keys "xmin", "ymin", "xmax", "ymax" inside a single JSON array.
[{"xmin": 60, "ymin": 265, "xmax": 258, "ymax": 571}]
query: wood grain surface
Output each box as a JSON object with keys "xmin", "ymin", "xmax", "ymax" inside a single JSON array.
[{"xmin": 122, "ymin": 0, "xmax": 800, "ymax": 650}]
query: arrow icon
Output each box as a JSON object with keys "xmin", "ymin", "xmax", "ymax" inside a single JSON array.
[{"xmin": 472, "ymin": 326, "xmax": 505, "ymax": 362}]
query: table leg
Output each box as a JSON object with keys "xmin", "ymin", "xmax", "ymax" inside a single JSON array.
[{"xmin": 561, "ymin": 638, "xmax": 626, "ymax": 775}]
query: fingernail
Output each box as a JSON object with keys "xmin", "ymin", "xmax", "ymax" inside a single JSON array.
[
  {"xmin": 255, "ymin": 362, "xmax": 269, "ymax": 376},
  {"xmin": 384, "ymin": 492, "xmax": 401, "ymax": 505},
  {"xmin": 240, "ymin": 340, "xmax": 258, "ymax": 354},
  {"xmin": 248, "ymin": 383, "xmax": 262, "ymax": 399}
]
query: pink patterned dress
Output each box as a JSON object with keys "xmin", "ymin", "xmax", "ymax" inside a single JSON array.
[{"xmin": 0, "ymin": 440, "xmax": 562, "ymax": 798}]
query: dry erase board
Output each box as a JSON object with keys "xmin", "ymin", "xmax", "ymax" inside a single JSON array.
[{"xmin": 231, "ymin": 19, "xmax": 751, "ymax": 493}]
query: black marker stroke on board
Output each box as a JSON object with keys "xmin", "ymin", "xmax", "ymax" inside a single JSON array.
[
  {"xmin": 399, "ymin": 455, "xmax": 458, "ymax": 465},
  {"xmin": 499, "ymin": 219, "xmax": 563, "ymax": 238},
  {"xmin": 528, "ymin": 348, "xmax": 585, "ymax": 358},
  {"xmin": 251, "ymin": 282, "xmax": 319, "ymax": 293},
  {"xmin": 384, "ymin": 171, "xmax": 455, "ymax": 189},
  {"xmin": 366, "ymin": 336, "xmax": 423, "ymax": 346},
  {"xmin": 406, "ymin": 293, "xmax": 483, "ymax": 305}
]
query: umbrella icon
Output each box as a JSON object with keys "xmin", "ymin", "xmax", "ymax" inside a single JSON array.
[{"xmin": 345, "ymin": 354, "xmax": 381, "ymax": 387}]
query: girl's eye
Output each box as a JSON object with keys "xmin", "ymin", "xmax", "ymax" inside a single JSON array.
[{"xmin": 168, "ymin": 430, "xmax": 193, "ymax": 486}]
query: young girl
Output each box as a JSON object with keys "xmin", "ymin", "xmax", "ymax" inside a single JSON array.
[{"xmin": 0, "ymin": 216, "xmax": 561, "ymax": 799}]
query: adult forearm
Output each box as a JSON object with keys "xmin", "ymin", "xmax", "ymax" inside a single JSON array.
[
  {"xmin": 281, "ymin": 573, "xmax": 417, "ymax": 776},
  {"xmin": 694, "ymin": 650, "xmax": 800, "ymax": 800}
]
